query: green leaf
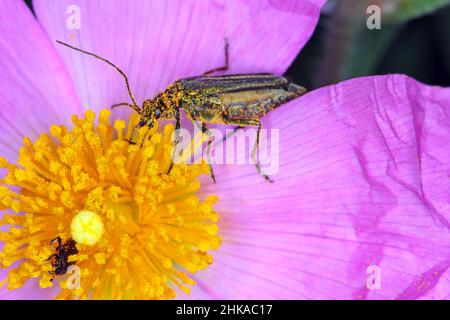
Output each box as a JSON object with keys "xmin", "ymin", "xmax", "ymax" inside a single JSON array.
[{"xmin": 382, "ymin": 0, "xmax": 450, "ymax": 23}]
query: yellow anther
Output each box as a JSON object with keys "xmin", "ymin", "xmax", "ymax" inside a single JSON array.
[
  {"xmin": 0, "ymin": 156, "xmax": 8, "ymax": 168},
  {"xmin": 94, "ymin": 252, "xmax": 107, "ymax": 265},
  {"xmin": 85, "ymin": 110, "xmax": 96, "ymax": 122},
  {"xmin": 0, "ymin": 110, "xmax": 220, "ymax": 300},
  {"xmin": 114, "ymin": 120, "xmax": 126, "ymax": 140},
  {"xmin": 99, "ymin": 109, "xmax": 111, "ymax": 123}
]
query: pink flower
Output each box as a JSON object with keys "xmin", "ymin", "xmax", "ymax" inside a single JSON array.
[{"xmin": 1, "ymin": 0, "xmax": 450, "ymax": 299}]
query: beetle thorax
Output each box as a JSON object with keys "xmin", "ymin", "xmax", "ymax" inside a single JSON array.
[{"xmin": 143, "ymin": 84, "xmax": 180, "ymax": 120}]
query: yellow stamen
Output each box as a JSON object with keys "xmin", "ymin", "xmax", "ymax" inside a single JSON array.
[{"xmin": 0, "ymin": 110, "xmax": 220, "ymax": 299}]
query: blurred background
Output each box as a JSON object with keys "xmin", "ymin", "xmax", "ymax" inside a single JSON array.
[
  {"xmin": 24, "ymin": 0, "xmax": 450, "ymax": 90},
  {"xmin": 287, "ymin": 0, "xmax": 450, "ymax": 89}
]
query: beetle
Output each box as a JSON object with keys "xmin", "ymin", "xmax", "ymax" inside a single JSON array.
[
  {"xmin": 56, "ymin": 40, "xmax": 306, "ymax": 182},
  {"xmin": 47, "ymin": 236, "xmax": 78, "ymax": 280}
]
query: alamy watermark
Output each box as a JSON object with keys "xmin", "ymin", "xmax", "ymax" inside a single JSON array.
[
  {"xmin": 66, "ymin": 4, "xmax": 81, "ymax": 39},
  {"xmin": 171, "ymin": 122, "xmax": 280, "ymax": 176},
  {"xmin": 66, "ymin": 265, "xmax": 81, "ymax": 290},
  {"xmin": 66, "ymin": 5, "xmax": 81, "ymax": 30},
  {"xmin": 366, "ymin": 265, "xmax": 381, "ymax": 290},
  {"xmin": 366, "ymin": 5, "xmax": 382, "ymax": 30}
]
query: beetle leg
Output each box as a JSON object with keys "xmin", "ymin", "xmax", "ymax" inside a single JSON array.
[
  {"xmin": 252, "ymin": 121, "xmax": 273, "ymax": 183},
  {"xmin": 221, "ymin": 118, "xmax": 273, "ymax": 182},
  {"xmin": 139, "ymin": 126, "xmax": 153, "ymax": 148},
  {"xmin": 50, "ymin": 236, "xmax": 62, "ymax": 247},
  {"xmin": 167, "ymin": 108, "xmax": 181, "ymax": 174},
  {"xmin": 202, "ymin": 38, "xmax": 229, "ymax": 75},
  {"xmin": 199, "ymin": 123, "xmax": 216, "ymax": 183},
  {"xmin": 189, "ymin": 121, "xmax": 216, "ymax": 183},
  {"xmin": 125, "ymin": 124, "xmax": 139, "ymax": 145},
  {"xmin": 216, "ymin": 126, "xmax": 243, "ymax": 146},
  {"xmin": 47, "ymin": 253, "xmax": 58, "ymax": 262},
  {"xmin": 209, "ymin": 125, "xmax": 243, "ymax": 160}
]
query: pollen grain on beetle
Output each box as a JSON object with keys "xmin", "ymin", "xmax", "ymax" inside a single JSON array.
[{"xmin": 0, "ymin": 110, "xmax": 221, "ymax": 299}]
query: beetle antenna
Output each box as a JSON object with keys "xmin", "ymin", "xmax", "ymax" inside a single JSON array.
[{"xmin": 55, "ymin": 40, "xmax": 141, "ymax": 113}]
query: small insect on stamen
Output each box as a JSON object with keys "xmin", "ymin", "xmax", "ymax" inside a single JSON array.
[
  {"xmin": 56, "ymin": 39, "xmax": 307, "ymax": 183},
  {"xmin": 47, "ymin": 237, "xmax": 78, "ymax": 281}
]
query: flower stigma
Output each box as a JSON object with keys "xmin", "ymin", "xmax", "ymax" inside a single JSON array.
[
  {"xmin": 71, "ymin": 210, "xmax": 104, "ymax": 246},
  {"xmin": 0, "ymin": 110, "xmax": 221, "ymax": 299}
]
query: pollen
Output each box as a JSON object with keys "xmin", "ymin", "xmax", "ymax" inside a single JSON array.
[{"xmin": 0, "ymin": 110, "xmax": 221, "ymax": 299}]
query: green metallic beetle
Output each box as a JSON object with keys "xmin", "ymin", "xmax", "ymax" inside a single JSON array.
[{"xmin": 56, "ymin": 40, "xmax": 306, "ymax": 182}]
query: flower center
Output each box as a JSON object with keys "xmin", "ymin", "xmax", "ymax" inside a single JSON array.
[{"xmin": 0, "ymin": 110, "xmax": 220, "ymax": 299}]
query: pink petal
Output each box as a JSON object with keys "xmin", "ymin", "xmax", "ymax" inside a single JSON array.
[
  {"xmin": 34, "ymin": 0, "xmax": 324, "ymax": 119},
  {"xmin": 0, "ymin": 0, "xmax": 81, "ymax": 163},
  {"xmin": 186, "ymin": 75, "xmax": 450, "ymax": 299},
  {"xmin": 0, "ymin": 274, "xmax": 59, "ymax": 300},
  {"xmin": 0, "ymin": 0, "xmax": 80, "ymax": 299}
]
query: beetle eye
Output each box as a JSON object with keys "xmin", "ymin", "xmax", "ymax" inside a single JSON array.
[{"xmin": 154, "ymin": 109, "xmax": 161, "ymax": 118}]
